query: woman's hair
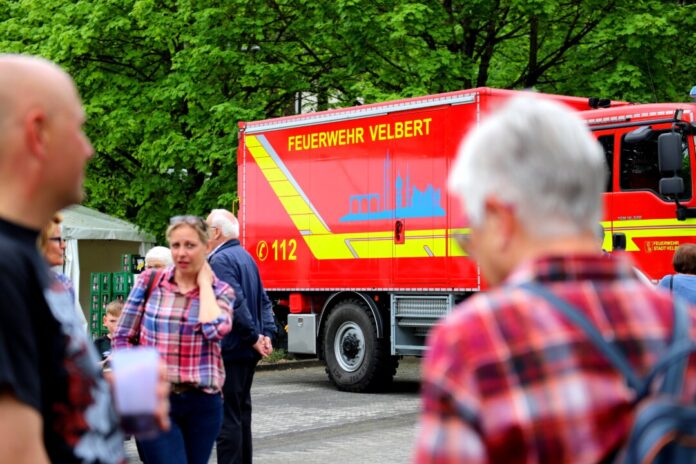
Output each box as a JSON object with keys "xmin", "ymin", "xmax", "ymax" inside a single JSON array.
[
  {"xmin": 166, "ymin": 216, "xmax": 209, "ymax": 244},
  {"xmin": 673, "ymin": 244, "xmax": 696, "ymax": 274},
  {"xmin": 37, "ymin": 212, "xmax": 63, "ymax": 254}
]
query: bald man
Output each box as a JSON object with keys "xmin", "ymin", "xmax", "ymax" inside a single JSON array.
[{"xmin": 0, "ymin": 55, "xmax": 122, "ymax": 463}]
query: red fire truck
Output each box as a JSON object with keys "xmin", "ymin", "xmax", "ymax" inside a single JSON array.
[{"xmin": 237, "ymin": 87, "xmax": 696, "ymax": 392}]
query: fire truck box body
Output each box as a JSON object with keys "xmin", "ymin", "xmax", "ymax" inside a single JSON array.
[{"xmin": 238, "ymin": 87, "xmax": 696, "ymax": 392}]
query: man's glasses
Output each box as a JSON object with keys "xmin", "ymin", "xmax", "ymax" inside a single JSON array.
[
  {"xmin": 169, "ymin": 215, "xmax": 208, "ymax": 232},
  {"xmin": 49, "ymin": 237, "xmax": 65, "ymax": 244}
]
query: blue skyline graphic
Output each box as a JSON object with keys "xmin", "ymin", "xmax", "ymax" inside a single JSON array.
[{"xmin": 339, "ymin": 152, "xmax": 445, "ymax": 222}]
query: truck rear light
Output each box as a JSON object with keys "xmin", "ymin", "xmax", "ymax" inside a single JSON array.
[{"xmin": 289, "ymin": 293, "xmax": 311, "ymax": 314}]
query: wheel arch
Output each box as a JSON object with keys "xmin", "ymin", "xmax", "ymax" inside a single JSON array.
[{"xmin": 319, "ymin": 291, "xmax": 385, "ymax": 339}]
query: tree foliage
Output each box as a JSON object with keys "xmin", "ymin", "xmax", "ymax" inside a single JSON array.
[{"xmin": 1, "ymin": 0, "xmax": 694, "ymax": 239}]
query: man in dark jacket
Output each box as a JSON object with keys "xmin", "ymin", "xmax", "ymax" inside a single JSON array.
[{"xmin": 207, "ymin": 208, "xmax": 277, "ymax": 464}]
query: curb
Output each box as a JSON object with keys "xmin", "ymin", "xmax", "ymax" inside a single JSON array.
[{"xmin": 256, "ymin": 358, "xmax": 323, "ymax": 372}]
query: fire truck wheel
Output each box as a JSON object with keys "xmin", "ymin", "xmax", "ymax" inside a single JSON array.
[{"xmin": 323, "ymin": 299, "xmax": 395, "ymax": 392}]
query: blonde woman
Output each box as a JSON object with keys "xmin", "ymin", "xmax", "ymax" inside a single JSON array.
[{"xmin": 113, "ymin": 215, "xmax": 233, "ymax": 464}]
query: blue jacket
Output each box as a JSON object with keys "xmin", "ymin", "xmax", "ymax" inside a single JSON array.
[
  {"xmin": 658, "ymin": 273, "xmax": 696, "ymax": 306},
  {"xmin": 209, "ymin": 239, "xmax": 276, "ymax": 361}
]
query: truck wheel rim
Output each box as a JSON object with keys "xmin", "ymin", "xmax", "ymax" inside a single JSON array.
[{"xmin": 334, "ymin": 321, "xmax": 365, "ymax": 372}]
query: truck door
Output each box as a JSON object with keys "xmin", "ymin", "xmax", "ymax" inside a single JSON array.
[
  {"xmin": 595, "ymin": 132, "xmax": 616, "ymax": 252},
  {"xmin": 611, "ymin": 124, "xmax": 695, "ymax": 280},
  {"xmin": 390, "ymin": 107, "xmax": 449, "ymax": 286}
]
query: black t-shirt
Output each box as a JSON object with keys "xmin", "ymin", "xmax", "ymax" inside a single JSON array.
[
  {"xmin": 0, "ymin": 218, "xmax": 125, "ymax": 463},
  {"xmin": 94, "ymin": 336, "xmax": 112, "ymax": 361}
]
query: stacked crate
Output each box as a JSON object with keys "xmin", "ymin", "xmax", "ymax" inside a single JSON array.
[
  {"xmin": 89, "ymin": 272, "xmax": 112, "ymax": 339},
  {"xmin": 88, "ymin": 254, "xmax": 144, "ymax": 339},
  {"xmin": 111, "ymin": 272, "xmax": 134, "ymax": 303}
]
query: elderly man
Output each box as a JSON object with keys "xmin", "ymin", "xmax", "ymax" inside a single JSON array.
[
  {"xmin": 414, "ymin": 97, "xmax": 696, "ymax": 463},
  {"xmin": 0, "ymin": 55, "xmax": 167, "ymax": 464},
  {"xmin": 206, "ymin": 208, "xmax": 277, "ymax": 464}
]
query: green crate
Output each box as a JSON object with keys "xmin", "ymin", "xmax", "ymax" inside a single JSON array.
[
  {"xmin": 100, "ymin": 292, "xmax": 111, "ymax": 311},
  {"xmin": 90, "ymin": 300, "xmax": 100, "ymax": 317},
  {"xmin": 100, "ymin": 273, "xmax": 111, "ymax": 294},
  {"xmin": 90, "ymin": 320, "xmax": 101, "ymax": 339},
  {"xmin": 111, "ymin": 272, "xmax": 134, "ymax": 294},
  {"xmin": 90, "ymin": 272, "xmax": 100, "ymax": 293},
  {"xmin": 111, "ymin": 292, "xmax": 128, "ymax": 304}
]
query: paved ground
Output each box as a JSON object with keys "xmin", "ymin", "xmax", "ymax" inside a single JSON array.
[{"xmin": 125, "ymin": 358, "xmax": 422, "ymax": 463}]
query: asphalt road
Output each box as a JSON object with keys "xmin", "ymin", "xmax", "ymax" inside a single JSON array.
[{"xmin": 125, "ymin": 357, "xmax": 422, "ymax": 463}]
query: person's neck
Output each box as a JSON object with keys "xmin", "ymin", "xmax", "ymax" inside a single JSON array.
[
  {"xmin": 515, "ymin": 233, "xmax": 601, "ymax": 265},
  {"xmin": 174, "ymin": 269, "xmax": 198, "ymax": 292},
  {"xmin": 0, "ymin": 183, "xmax": 61, "ymax": 229}
]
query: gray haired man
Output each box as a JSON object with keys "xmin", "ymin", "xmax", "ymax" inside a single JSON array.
[
  {"xmin": 414, "ymin": 97, "xmax": 696, "ymax": 462},
  {"xmin": 206, "ymin": 208, "xmax": 277, "ymax": 464}
]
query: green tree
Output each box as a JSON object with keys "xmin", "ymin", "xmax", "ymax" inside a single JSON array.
[{"xmin": 1, "ymin": 0, "xmax": 693, "ymax": 240}]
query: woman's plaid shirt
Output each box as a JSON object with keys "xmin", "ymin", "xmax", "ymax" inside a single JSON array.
[{"xmin": 113, "ymin": 268, "xmax": 233, "ymax": 394}]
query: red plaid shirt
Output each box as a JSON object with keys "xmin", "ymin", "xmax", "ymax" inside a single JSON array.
[
  {"xmin": 414, "ymin": 254, "xmax": 696, "ymax": 464},
  {"xmin": 113, "ymin": 268, "xmax": 233, "ymax": 393}
]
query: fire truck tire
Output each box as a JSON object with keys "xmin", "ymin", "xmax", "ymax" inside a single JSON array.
[{"xmin": 323, "ymin": 299, "xmax": 396, "ymax": 392}]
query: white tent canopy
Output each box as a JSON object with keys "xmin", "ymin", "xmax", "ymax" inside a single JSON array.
[
  {"xmin": 62, "ymin": 205, "xmax": 155, "ymax": 242},
  {"xmin": 60, "ymin": 205, "xmax": 155, "ymax": 321}
]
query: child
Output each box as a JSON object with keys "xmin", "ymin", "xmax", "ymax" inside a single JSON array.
[{"xmin": 94, "ymin": 300, "xmax": 124, "ymax": 369}]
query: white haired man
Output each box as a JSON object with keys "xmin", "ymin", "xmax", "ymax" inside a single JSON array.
[
  {"xmin": 414, "ymin": 97, "xmax": 696, "ymax": 463},
  {"xmin": 206, "ymin": 208, "xmax": 276, "ymax": 464}
]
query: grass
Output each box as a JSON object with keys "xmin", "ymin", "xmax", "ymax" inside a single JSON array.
[{"xmin": 259, "ymin": 348, "xmax": 289, "ymax": 364}]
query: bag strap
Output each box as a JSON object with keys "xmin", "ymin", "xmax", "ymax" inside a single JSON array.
[
  {"xmin": 650, "ymin": 295, "xmax": 691, "ymax": 395},
  {"xmin": 132, "ymin": 270, "xmax": 161, "ymax": 345},
  {"xmin": 670, "ymin": 274, "xmax": 674, "ymax": 292},
  {"xmin": 144, "ymin": 269, "xmax": 160, "ymax": 303},
  {"xmin": 519, "ymin": 282, "xmax": 694, "ymax": 399},
  {"xmin": 519, "ymin": 282, "xmax": 642, "ymax": 392}
]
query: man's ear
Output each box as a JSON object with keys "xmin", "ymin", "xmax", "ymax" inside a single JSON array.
[
  {"xmin": 484, "ymin": 197, "xmax": 517, "ymax": 251},
  {"xmin": 24, "ymin": 109, "xmax": 48, "ymax": 160}
]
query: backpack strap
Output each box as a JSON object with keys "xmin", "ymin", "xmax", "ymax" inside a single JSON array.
[
  {"xmin": 670, "ymin": 274, "xmax": 674, "ymax": 292},
  {"xmin": 651, "ymin": 296, "xmax": 691, "ymax": 395},
  {"xmin": 519, "ymin": 282, "xmax": 695, "ymax": 400},
  {"xmin": 518, "ymin": 282, "xmax": 642, "ymax": 391}
]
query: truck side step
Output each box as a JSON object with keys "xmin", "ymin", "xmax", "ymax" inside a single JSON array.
[{"xmin": 390, "ymin": 294, "xmax": 453, "ymax": 356}]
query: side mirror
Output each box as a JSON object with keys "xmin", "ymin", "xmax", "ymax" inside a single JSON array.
[
  {"xmin": 658, "ymin": 133, "xmax": 683, "ymax": 172},
  {"xmin": 660, "ymin": 177, "xmax": 684, "ymax": 196}
]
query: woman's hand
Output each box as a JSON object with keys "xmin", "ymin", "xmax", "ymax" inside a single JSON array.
[{"xmin": 196, "ymin": 261, "xmax": 214, "ymax": 289}]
